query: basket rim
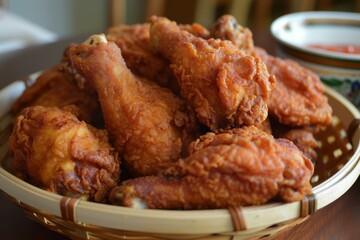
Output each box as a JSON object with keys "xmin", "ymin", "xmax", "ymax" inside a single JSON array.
[{"xmin": 1, "ymin": 79, "xmax": 360, "ymax": 235}]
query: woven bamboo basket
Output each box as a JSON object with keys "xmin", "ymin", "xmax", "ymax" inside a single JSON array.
[{"xmin": 1, "ymin": 76, "xmax": 360, "ymax": 240}]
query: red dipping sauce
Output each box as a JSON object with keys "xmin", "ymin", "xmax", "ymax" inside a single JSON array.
[{"xmin": 308, "ymin": 44, "xmax": 360, "ymax": 54}]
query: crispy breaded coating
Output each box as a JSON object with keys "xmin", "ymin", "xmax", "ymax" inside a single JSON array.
[
  {"xmin": 179, "ymin": 23, "xmax": 211, "ymax": 39},
  {"xmin": 11, "ymin": 67, "xmax": 101, "ymax": 125},
  {"xmin": 8, "ymin": 15, "xmax": 332, "ymax": 211},
  {"xmin": 210, "ymin": 15, "xmax": 254, "ymax": 53},
  {"xmin": 106, "ymin": 23, "xmax": 173, "ymax": 88},
  {"xmin": 270, "ymin": 118, "xmax": 319, "ymax": 161},
  {"xmin": 255, "ymin": 47, "xmax": 333, "ymax": 126},
  {"xmin": 63, "ymin": 35, "xmax": 198, "ymax": 176},
  {"xmin": 9, "ymin": 106, "xmax": 120, "ymax": 202},
  {"xmin": 106, "ymin": 22, "xmax": 210, "ymax": 92},
  {"xmin": 112, "ymin": 126, "xmax": 313, "ymax": 209},
  {"xmin": 209, "ymin": 15, "xmax": 332, "ymax": 128},
  {"xmin": 149, "ymin": 16, "xmax": 276, "ymax": 132}
]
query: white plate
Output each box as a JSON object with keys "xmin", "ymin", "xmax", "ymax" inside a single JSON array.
[{"xmin": 271, "ymin": 11, "xmax": 360, "ymax": 61}]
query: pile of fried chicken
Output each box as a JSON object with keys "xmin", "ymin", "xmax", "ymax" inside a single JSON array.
[{"xmin": 9, "ymin": 15, "xmax": 332, "ymax": 209}]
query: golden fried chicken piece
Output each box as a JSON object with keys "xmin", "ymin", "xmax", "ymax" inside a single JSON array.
[
  {"xmin": 270, "ymin": 118, "xmax": 319, "ymax": 161},
  {"xmin": 208, "ymin": 15, "xmax": 332, "ymax": 127},
  {"xmin": 255, "ymin": 47, "xmax": 332, "ymax": 126},
  {"xmin": 257, "ymin": 117, "xmax": 272, "ymax": 135},
  {"xmin": 149, "ymin": 16, "xmax": 275, "ymax": 132},
  {"xmin": 210, "ymin": 15, "xmax": 254, "ymax": 54},
  {"xmin": 106, "ymin": 23, "xmax": 172, "ymax": 88},
  {"xmin": 280, "ymin": 129, "xmax": 318, "ymax": 161},
  {"xmin": 106, "ymin": 22, "xmax": 209, "ymax": 91},
  {"xmin": 179, "ymin": 23, "xmax": 210, "ymax": 39},
  {"xmin": 111, "ymin": 126, "xmax": 313, "ymax": 209},
  {"xmin": 63, "ymin": 34, "xmax": 197, "ymax": 177},
  {"xmin": 11, "ymin": 66, "xmax": 102, "ymax": 126},
  {"xmin": 9, "ymin": 106, "xmax": 120, "ymax": 202}
]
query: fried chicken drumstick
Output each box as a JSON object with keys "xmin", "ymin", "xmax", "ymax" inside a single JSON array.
[
  {"xmin": 149, "ymin": 16, "xmax": 276, "ymax": 132},
  {"xmin": 9, "ymin": 106, "xmax": 120, "ymax": 202},
  {"xmin": 63, "ymin": 34, "xmax": 196, "ymax": 177},
  {"xmin": 111, "ymin": 126, "xmax": 314, "ymax": 209}
]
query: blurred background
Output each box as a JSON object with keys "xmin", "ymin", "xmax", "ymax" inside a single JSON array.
[{"xmin": 0, "ymin": 0, "xmax": 359, "ymax": 54}]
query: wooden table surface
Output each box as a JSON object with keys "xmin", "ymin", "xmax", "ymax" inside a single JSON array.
[{"xmin": 0, "ymin": 31, "xmax": 359, "ymax": 240}]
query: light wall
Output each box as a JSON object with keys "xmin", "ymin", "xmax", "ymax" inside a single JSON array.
[{"xmin": 5, "ymin": 0, "xmax": 109, "ymax": 37}]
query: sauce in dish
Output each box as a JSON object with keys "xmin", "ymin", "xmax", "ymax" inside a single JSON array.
[{"xmin": 308, "ymin": 44, "xmax": 360, "ymax": 54}]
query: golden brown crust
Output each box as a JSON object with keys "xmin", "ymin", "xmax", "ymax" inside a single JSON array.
[
  {"xmin": 9, "ymin": 106, "xmax": 120, "ymax": 202},
  {"xmin": 11, "ymin": 66, "xmax": 102, "ymax": 126},
  {"xmin": 270, "ymin": 119, "xmax": 319, "ymax": 161},
  {"xmin": 106, "ymin": 22, "xmax": 210, "ymax": 92},
  {"xmin": 210, "ymin": 15, "xmax": 254, "ymax": 53},
  {"xmin": 179, "ymin": 23, "xmax": 211, "ymax": 39},
  {"xmin": 116, "ymin": 126, "xmax": 313, "ymax": 209},
  {"xmin": 8, "ymin": 15, "xmax": 328, "ymax": 209},
  {"xmin": 106, "ymin": 23, "xmax": 173, "ymax": 88},
  {"xmin": 63, "ymin": 36, "xmax": 198, "ymax": 176},
  {"xmin": 208, "ymin": 15, "xmax": 332, "ymax": 128},
  {"xmin": 150, "ymin": 16, "xmax": 275, "ymax": 132},
  {"xmin": 255, "ymin": 47, "xmax": 333, "ymax": 127}
]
